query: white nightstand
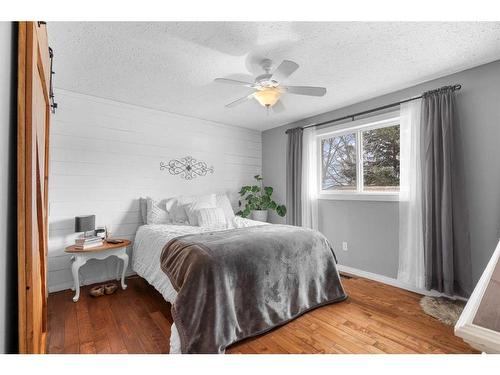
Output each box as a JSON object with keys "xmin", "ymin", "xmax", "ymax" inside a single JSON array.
[{"xmin": 65, "ymin": 239, "xmax": 131, "ymax": 302}]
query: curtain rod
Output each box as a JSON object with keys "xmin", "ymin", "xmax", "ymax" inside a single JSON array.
[{"xmin": 285, "ymin": 84, "xmax": 462, "ymax": 134}]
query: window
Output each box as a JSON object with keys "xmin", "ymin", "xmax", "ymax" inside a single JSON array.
[
  {"xmin": 321, "ymin": 133, "xmax": 357, "ymax": 191},
  {"xmin": 318, "ymin": 113, "xmax": 400, "ymax": 200},
  {"xmin": 362, "ymin": 126, "xmax": 400, "ymax": 192}
]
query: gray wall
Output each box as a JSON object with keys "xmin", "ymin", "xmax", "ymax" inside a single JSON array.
[
  {"xmin": 263, "ymin": 60, "xmax": 500, "ymax": 284},
  {"xmin": 0, "ymin": 22, "xmax": 17, "ymax": 353}
]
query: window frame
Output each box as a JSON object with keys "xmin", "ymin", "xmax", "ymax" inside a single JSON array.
[{"xmin": 316, "ymin": 111, "xmax": 400, "ymax": 202}]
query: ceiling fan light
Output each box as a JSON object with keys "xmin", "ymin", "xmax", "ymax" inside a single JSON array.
[{"xmin": 254, "ymin": 87, "xmax": 281, "ymax": 107}]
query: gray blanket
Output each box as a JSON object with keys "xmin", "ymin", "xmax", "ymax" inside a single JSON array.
[{"xmin": 160, "ymin": 224, "xmax": 347, "ymax": 354}]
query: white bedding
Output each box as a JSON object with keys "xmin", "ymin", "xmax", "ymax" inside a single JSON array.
[{"xmin": 132, "ymin": 217, "xmax": 267, "ymax": 354}]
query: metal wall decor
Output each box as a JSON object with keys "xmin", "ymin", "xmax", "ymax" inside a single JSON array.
[{"xmin": 160, "ymin": 156, "xmax": 214, "ymax": 180}]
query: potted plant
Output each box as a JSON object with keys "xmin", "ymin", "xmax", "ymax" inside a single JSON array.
[{"xmin": 236, "ymin": 175, "xmax": 286, "ymax": 222}]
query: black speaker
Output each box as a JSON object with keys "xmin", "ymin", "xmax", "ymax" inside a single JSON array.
[{"xmin": 74, "ymin": 215, "xmax": 95, "ymax": 234}]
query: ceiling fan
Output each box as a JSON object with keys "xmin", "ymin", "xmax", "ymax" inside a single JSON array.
[{"xmin": 214, "ymin": 59, "xmax": 327, "ymax": 113}]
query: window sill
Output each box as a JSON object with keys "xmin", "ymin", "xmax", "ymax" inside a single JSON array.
[{"xmin": 318, "ymin": 192, "xmax": 400, "ymax": 202}]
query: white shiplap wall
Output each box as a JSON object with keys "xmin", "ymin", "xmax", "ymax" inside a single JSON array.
[{"xmin": 48, "ymin": 89, "xmax": 262, "ymax": 292}]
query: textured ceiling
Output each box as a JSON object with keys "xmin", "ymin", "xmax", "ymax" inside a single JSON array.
[{"xmin": 48, "ymin": 22, "xmax": 500, "ymax": 131}]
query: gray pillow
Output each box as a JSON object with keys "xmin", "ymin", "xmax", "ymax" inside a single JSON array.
[{"xmin": 139, "ymin": 197, "xmax": 148, "ymax": 224}]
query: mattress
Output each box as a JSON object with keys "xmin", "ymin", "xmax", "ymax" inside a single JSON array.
[{"xmin": 132, "ymin": 217, "xmax": 267, "ymax": 353}]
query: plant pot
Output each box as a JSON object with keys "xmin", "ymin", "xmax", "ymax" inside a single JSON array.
[{"xmin": 252, "ymin": 210, "xmax": 268, "ymax": 222}]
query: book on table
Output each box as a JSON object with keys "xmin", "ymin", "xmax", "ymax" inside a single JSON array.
[{"xmin": 75, "ymin": 236, "xmax": 103, "ymax": 249}]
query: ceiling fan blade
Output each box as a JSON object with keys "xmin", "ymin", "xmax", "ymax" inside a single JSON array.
[
  {"xmin": 285, "ymin": 85, "xmax": 327, "ymax": 97},
  {"xmin": 214, "ymin": 78, "xmax": 255, "ymax": 88},
  {"xmin": 272, "ymin": 100, "xmax": 285, "ymax": 114},
  {"xmin": 225, "ymin": 93, "xmax": 255, "ymax": 108},
  {"xmin": 271, "ymin": 60, "xmax": 299, "ymax": 82}
]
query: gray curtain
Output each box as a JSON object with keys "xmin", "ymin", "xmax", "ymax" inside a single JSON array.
[
  {"xmin": 420, "ymin": 86, "xmax": 472, "ymax": 297},
  {"xmin": 286, "ymin": 128, "xmax": 303, "ymax": 225}
]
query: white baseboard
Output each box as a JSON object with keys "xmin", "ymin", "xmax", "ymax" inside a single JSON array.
[
  {"xmin": 337, "ymin": 264, "xmax": 466, "ymax": 300},
  {"xmin": 48, "ymin": 270, "xmax": 136, "ymax": 293},
  {"xmin": 49, "ymin": 262, "xmax": 463, "ymax": 300}
]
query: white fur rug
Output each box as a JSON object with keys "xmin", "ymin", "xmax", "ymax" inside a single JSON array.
[{"xmin": 420, "ymin": 296, "xmax": 466, "ymax": 326}]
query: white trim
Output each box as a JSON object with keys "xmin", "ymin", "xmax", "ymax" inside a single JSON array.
[
  {"xmin": 356, "ymin": 130, "xmax": 363, "ymax": 193},
  {"xmin": 455, "ymin": 239, "xmax": 500, "ymax": 353},
  {"xmin": 318, "ymin": 192, "xmax": 399, "ymax": 202},
  {"xmin": 337, "ymin": 264, "xmax": 467, "ymax": 300},
  {"xmin": 48, "ymin": 270, "xmax": 136, "ymax": 293}
]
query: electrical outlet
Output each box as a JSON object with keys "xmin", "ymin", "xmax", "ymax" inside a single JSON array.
[{"xmin": 342, "ymin": 242, "xmax": 348, "ymax": 251}]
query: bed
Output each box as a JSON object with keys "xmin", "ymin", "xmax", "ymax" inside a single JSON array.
[
  {"xmin": 132, "ymin": 217, "xmax": 265, "ymax": 353},
  {"xmin": 133, "ymin": 209, "xmax": 346, "ymax": 353}
]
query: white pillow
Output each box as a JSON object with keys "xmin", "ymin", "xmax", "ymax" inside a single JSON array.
[
  {"xmin": 182, "ymin": 194, "xmax": 217, "ymax": 225},
  {"xmin": 146, "ymin": 197, "xmax": 170, "ymax": 224},
  {"xmin": 196, "ymin": 207, "xmax": 227, "ymax": 230},
  {"xmin": 215, "ymin": 193, "xmax": 235, "ymax": 223},
  {"xmin": 165, "ymin": 197, "xmax": 187, "ymax": 224}
]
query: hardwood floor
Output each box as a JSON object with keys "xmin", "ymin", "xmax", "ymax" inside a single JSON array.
[{"xmin": 47, "ymin": 275, "xmax": 477, "ymax": 354}]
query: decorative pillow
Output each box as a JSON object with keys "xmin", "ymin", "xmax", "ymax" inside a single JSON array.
[
  {"xmin": 146, "ymin": 197, "xmax": 170, "ymax": 224},
  {"xmin": 183, "ymin": 194, "xmax": 217, "ymax": 226},
  {"xmin": 215, "ymin": 193, "xmax": 235, "ymax": 223},
  {"xmin": 196, "ymin": 207, "xmax": 227, "ymax": 230},
  {"xmin": 164, "ymin": 197, "xmax": 177, "ymax": 212},
  {"xmin": 160, "ymin": 197, "xmax": 181, "ymax": 223}
]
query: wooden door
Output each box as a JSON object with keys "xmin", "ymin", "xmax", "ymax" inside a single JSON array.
[{"xmin": 17, "ymin": 21, "xmax": 51, "ymax": 354}]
